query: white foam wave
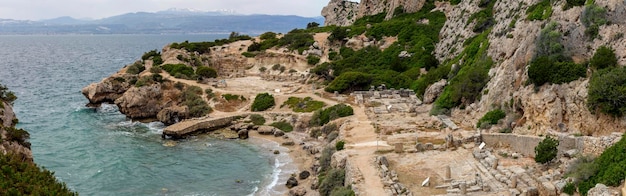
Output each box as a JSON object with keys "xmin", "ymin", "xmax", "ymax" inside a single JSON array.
[{"xmin": 96, "ymin": 103, "xmax": 119, "ymax": 113}]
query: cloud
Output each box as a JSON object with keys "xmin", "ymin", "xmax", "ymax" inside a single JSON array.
[{"xmin": 0, "ymin": 0, "xmax": 329, "ymax": 20}]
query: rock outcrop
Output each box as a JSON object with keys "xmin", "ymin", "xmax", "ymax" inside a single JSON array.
[
  {"xmin": 114, "ymin": 84, "xmax": 165, "ymax": 120},
  {"xmin": 322, "ymin": 0, "xmax": 426, "ymax": 26},
  {"xmin": 0, "ymin": 100, "xmax": 32, "ymax": 162},
  {"xmin": 82, "ymin": 76, "xmax": 132, "ymax": 106}
]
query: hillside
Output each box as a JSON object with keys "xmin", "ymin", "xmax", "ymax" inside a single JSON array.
[{"xmin": 82, "ymin": 0, "xmax": 626, "ymax": 195}]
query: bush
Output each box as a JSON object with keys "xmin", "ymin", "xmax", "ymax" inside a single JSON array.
[
  {"xmin": 467, "ymin": 0, "xmax": 495, "ymax": 33},
  {"xmin": 249, "ymin": 114, "xmax": 265, "ymax": 125},
  {"xmin": 162, "ymin": 64, "xmax": 195, "ymax": 79},
  {"xmin": 563, "ymin": 182, "xmax": 576, "ymax": 195},
  {"xmin": 578, "ymin": 136, "xmax": 626, "ymax": 194},
  {"xmin": 182, "ymin": 86, "xmax": 211, "ymax": 118},
  {"xmin": 0, "ymin": 83, "xmax": 17, "ymax": 104},
  {"xmin": 589, "ymin": 45, "xmax": 617, "ymax": 70},
  {"xmin": 336, "ymin": 140, "xmax": 345, "ymax": 151},
  {"xmin": 149, "ymin": 65, "xmax": 162, "ymax": 73},
  {"xmin": 325, "ymin": 72, "xmax": 372, "ymax": 93},
  {"xmin": 319, "ymin": 147, "xmax": 335, "ymax": 173},
  {"xmin": 535, "ymin": 136, "xmax": 559, "ymax": 164},
  {"xmin": 476, "ymin": 109, "xmax": 506, "ymax": 128},
  {"xmin": 259, "ymin": 67, "xmax": 267, "ymax": 73},
  {"xmin": 0, "ymin": 153, "xmax": 78, "ymax": 195},
  {"xmin": 566, "ymin": 0, "xmax": 585, "ymax": 8},
  {"xmin": 528, "ymin": 56, "xmax": 586, "ymax": 86},
  {"xmin": 196, "ymin": 66, "xmax": 217, "ymax": 79},
  {"xmin": 260, "ymin": 32, "xmax": 277, "ymax": 40},
  {"xmin": 222, "ymin": 94, "xmax": 242, "ymax": 101},
  {"xmin": 582, "ymin": 4, "xmax": 607, "ymax": 40},
  {"xmin": 5, "ymin": 127, "xmax": 30, "ymax": 148},
  {"xmin": 126, "ymin": 61, "xmax": 146, "ymax": 75},
  {"xmin": 526, "ymin": 0, "xmax": 552, "ymax": 21},
  {"xmin": 310, "ymin": 104, "xmax": 354, "ymax": 126},
  {"xmin": 587, "ymin": 67, "xmax": 626, "ymax": 117},
  {"xmin": 319, "ymin": 168, "xmax": 346, "ymax": 196},
  {"xmin": 566, "ymin": 155, "xmax": 598, "ymax": 184},
  {"xmin": 270, "ymin": 121, "xmax": 293, "ymax": 132},
  {"xmin": 251, "ymin": 93, "xmax": 275, "ymax": 111},
  {"xmin": 241, "ymin": 52, "xmax": 257, "ymax": 58},
  {"xmin": 307, "ymin": 55, "xmax": 321, "ymax": 65},
  {"xmin": 282, "ymin": 97, "xmax": 325, "ymax": 112}
]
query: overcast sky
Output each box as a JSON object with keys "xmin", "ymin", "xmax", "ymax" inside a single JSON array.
[{"xmin": 0, "ymin": 0, "xmax": 337, "ymax": 20}]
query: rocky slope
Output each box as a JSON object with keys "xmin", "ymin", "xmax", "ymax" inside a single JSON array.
[
  {"xmin": 322, "ymin": 0, "xmax": 427, "ymax": 26},
  {"xmin": 0, "ymin": 99, "xmax": 32, "ymax": 161}
]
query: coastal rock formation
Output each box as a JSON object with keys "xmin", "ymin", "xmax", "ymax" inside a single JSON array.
[
  {"xmin": 0, "ymin": 100, "xmax": 16, "ymax": 127},
  {"xmin": 114, "ymin": 84, "xmax": 165, "ymax": 120},
  {"xmin": 0, "ymin": 100, "xmax": 32, "ymax": 162},
  {"xmin": 157, "ymin": 105, "xmax": 189, "ymax": 125},
  {"xmin": 82, "ymin": 76, "xmax": 132, "ymax": 106}
]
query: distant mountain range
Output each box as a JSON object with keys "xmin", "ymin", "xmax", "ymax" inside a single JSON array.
[{"xmin": 0, "ymin": 9, "xmax": 324, "ymax": 35}]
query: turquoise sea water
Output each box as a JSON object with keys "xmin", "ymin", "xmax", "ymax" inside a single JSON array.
[{"xmin": 0, "ymin": 35, "xmax": 287, "ymax": 196}]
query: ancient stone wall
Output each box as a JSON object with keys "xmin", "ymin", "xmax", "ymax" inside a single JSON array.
[{"xmin": 482, "ymin": 133, "xmax": 623, "ymax": 157}]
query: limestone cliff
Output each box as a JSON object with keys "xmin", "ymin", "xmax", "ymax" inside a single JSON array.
[
  {"xmin": 1, "ymin": 100, "xmax": 33, "ymax": 161},
  {"xmin": 322, "ymin": 0, "xmax": 426, "ymax": 26}
]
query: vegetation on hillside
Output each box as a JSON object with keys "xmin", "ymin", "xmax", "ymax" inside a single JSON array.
[
  {"xmin": 170, "ymin": 32, "xmax": 252, "ymax": 54},
  {"xmin": 576, "ymin": 136, "xmax": 626, "ymax": 195},
  {"xmin": 0, "ymin": 84, "xmax": 17, "ymax": 104},
  {"xmin": 528, "ymin": 22, "xmax": 586, "ymax": 86},
  {"xmin": 281, "ymin": 97, "xmax": 325, "ymax": 113},
  {"xmin": 582, "ymin": 3, "xmax": 607, "ymax": 40},
  {"xmin": 182, "ymin": 85, "xmax": 212, "ymax": 117},
  {"xmin": 270, "ymin": 121, "xmax": 294, "ymax": 132},
  {"xmin": 310, "ymin": 104, "xmax": 354, "ymax": 126},
  {"xmin": 476, "ymin": 109, "xmax": 506, "ymax": 129},
  {"xmin": 251, "ymin": 93, "xmax": 275, "ymax": 111},
  {"xmin": 535, "ymin": 136, "xmax": 559, "ymax": 164},
  {"xmin": 0, "ymin": 153, "xmax": 77, "ymax": 196},
  {"xmin": 526, "ymin": 0, "xmax": 553, "ymax": 21}
]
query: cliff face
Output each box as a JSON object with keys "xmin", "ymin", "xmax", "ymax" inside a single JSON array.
[
  {"xmin": 1, "ymin": 100, "xmax": 33, "ymax": 161},
  {"xmin": 322, "ymin": 0, "xmax": 626, "ymax": 136},
  {"xmin": 322, "ymin": 0, "xmax": 426, "ymax": 26}
]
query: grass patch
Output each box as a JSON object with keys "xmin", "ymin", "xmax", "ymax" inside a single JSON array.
[
  {"xmin": 270, "ymin": 121, "xmax": 293, "ymax": 132},
  {"xmin": 282, "ymin": 97, "xmax": 325, "ymax": 112},
  {"xmin": 249, "ymin": 114, "xmax": 265, "ymax": 125}
]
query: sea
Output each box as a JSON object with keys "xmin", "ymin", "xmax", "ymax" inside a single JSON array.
[{"xmin": 0, "ymin": 35, "xmax": 296, "ymax": 196}]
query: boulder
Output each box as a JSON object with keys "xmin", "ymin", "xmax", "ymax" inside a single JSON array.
[
  {"xmin": 238, "ymin": 129, "xmax": 249, "ymax": 140},
  {"xmin": 423, "ymin": 79, "xmax": 446, "ymax": 104},
  {"xmin": 257, "ymin": 126, "xmax": 276, "ymax": 135},
  {"xmin": 587, "ymin": 184, "xmax": 610, "ymax": 196},
  {"xmin": 299, "ymin": 171, "xmax": 311, "ymax": 180},
  {"xmin": 157, "ymin": 105, "xmax": 188, "ymax": 125},
  {"xmin": 286, "ymin": 176, "xmax": 299, "ymax": 188},
  {"xmin": 282, "ymin": 140, "xmax": 296, "ymax": 146},
  {"xmin": 288, "ymin": 187, "xmax": 307, "ymax": 196},
  {"xmin": 82, "ymin": 76, "xmax": 132, "ymax": 106},
  {"xmin": 274, "ymin": 130, "xmax": 285, "ymax": 137},
  {"xmin": 114, "ymin": 84, "xmax": 164, "ymax": 119}
]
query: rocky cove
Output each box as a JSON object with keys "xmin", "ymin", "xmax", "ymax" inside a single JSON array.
[{"xmin": 80, "ymin": 0, "xmax": 626, "ymax": 195}]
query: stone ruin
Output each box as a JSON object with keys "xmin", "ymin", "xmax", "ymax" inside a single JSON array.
[
  {"xmin": 376, "ymin": 156, "xmax": 413, "ymax": 196},
  {"xmin": 351, "ymin": 87, "xmax": 422, "ymax": 114}
]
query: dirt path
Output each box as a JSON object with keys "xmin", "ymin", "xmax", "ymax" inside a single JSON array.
[{"xmin": 343, "ymin": 105, "xmax": 389, "ymax": 196}]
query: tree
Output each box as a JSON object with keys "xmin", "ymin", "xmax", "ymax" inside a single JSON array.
[
  {"xmin": 307, "ymin": 22, "xmax": 320, "ymax": 29},
  {"xmin": 535, "ymin": 22, "xmax": 567, "ymax": 61},
  {"xmin": 196, "ymin": 66, "xmax": 217, "ymax": 79},
  {"xmin": 251, "ymin": 93, "xmax": 275, "ymax": 111},
  {"xmin": 587, "ymin": 67, "xmax": 626, "ymax": 117},
  {"xmin": 589, "ymin": 46, "xmax": 617, "ymax": 69},
  {"xmin": 535, "ymin": 136, "xmax": 559, "ymax": 164},
  {"xmin": 0, "ymin": 83, "xmax": 17, "ymax": 104}
]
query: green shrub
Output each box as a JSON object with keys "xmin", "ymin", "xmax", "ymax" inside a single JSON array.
[
  {"xmin": 565, "ymin": 0, "xmax": 585, "ymax": 8},
  {"xmin": 260, "ymin": 32, "xmax": 277, "ymax": 40},
  {"xmin": 325, "ymin": 72, "xmax": 372, "ymax": 93},
  {"xmin": 126, "ymin": 61, "xmax": 146, "ymax": 75},
  {"xmin": 162, "ymin": 64, "xmax": 195, "ymax": 79},
  {"xmin": 222, "ymin": 94, "xmax": 242, "ymax": 101},
  {"xmin": 277, "ymin": 29, "xmax": 314, "ymax": 52},
  {"xmin": 0, "ymin": 153, "xmax": 78, "ymax": 195},
  {"xmin": 467, "ymin": 0, "xmax": 495, "ymax": 33},
  {"xmin": 336, "ymin": 140, "xmax": 345, "ymax": 151},
  {"xmin": 319, "ymin": 147, "xmax": 335, "ymax": 172},
  {"xmin": 528, "ymin": 56, "xmax": 586, "ymax": 86},
  {"xmin": 477, "ymin": 109, "xmax": 506, "ymax": 128},
  {"xmin": 282, "ymin": 97, "xmax": 325, "ymax": 112},
  {"xmin": 270, "ymin": 121, "xmax": 293, "ymax": 132},
  {"xmin": 310, "ymin": 104, "xmax": 354, "ymax": 126},
  {"xmin": 526, "ymin": 0, "xmax": 552, "ymax": 21},
  {"xmin": 5, "ymin": 127, "xmax": 30, "ymax": 148},
  {"xmin": 251, "ymin": 93, "xmax": 275, "ymax": 111},
  {"xmin": 328, "ymin": 26, "xmax": 348, "ymax": 43},
  {"xmin": 249, "ymin": 114, "xmax": 266, "ymax": 125},
  {"xmin": 171, "ymin": 34, "xmax": 251, "ymax": 54},
  {"xmin": 196, "ymin": 66, "xmax": 217, "ymax": 79},
  {"xmin": 563, "ymin": 182, "xmax": 576, "ymax": 195},
  {"xmin": 0, "ymin": 84, "xmax": 17, "ymax": 104},
  {"xmin": 319, "ymin": 168, "xmax": 346, "ymax": 196},
  {"xmin": 566, "ymin": 155, "xmax": 598, "ymax": 184},
  {"xmin": 142, "ymin": 50, "xmax": 160, "ymax": 60},
  {"xmin": 182, "ymin": 86, "xmax": 211, "ymax": 118},
  {"xmin": 587, "ymin": 67, "xmax": 626, "ymax": 117},
  {"xmin": 307, "ymin": 55, "xmax": 321, "ymax": 65},
  {"xmin": 259, "ymin": 67, "xmax": 267, "ymax": 73},
  {"xmin": 241, "ymin": 52, "xmax": 257, "ymax": 58},
  {"xmin": 578, "ymin": 136, "xmax": 626, "ymax": 195},
  {"xmin": 582, "ymin": 4, "xmax": 607, "ymax": 40},
  {"xmin": 149, "ymin": 65, "xmax": 162, "ymax": 73},
  {"xmin": 589, "ymin": 46, "xmax": 617, "ymax": 69},
  {"xmin": 535, "ymin": 136, "xmax": 559, "ymax": 164},
  {"xmin": 331, "ymin": 187, "xmax": 355, "ymax": 196}
]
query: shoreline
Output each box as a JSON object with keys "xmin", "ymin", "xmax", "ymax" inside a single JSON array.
[{"xmin": 246, "ymin": 131, "xmax": 315, "ymax": 196}]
